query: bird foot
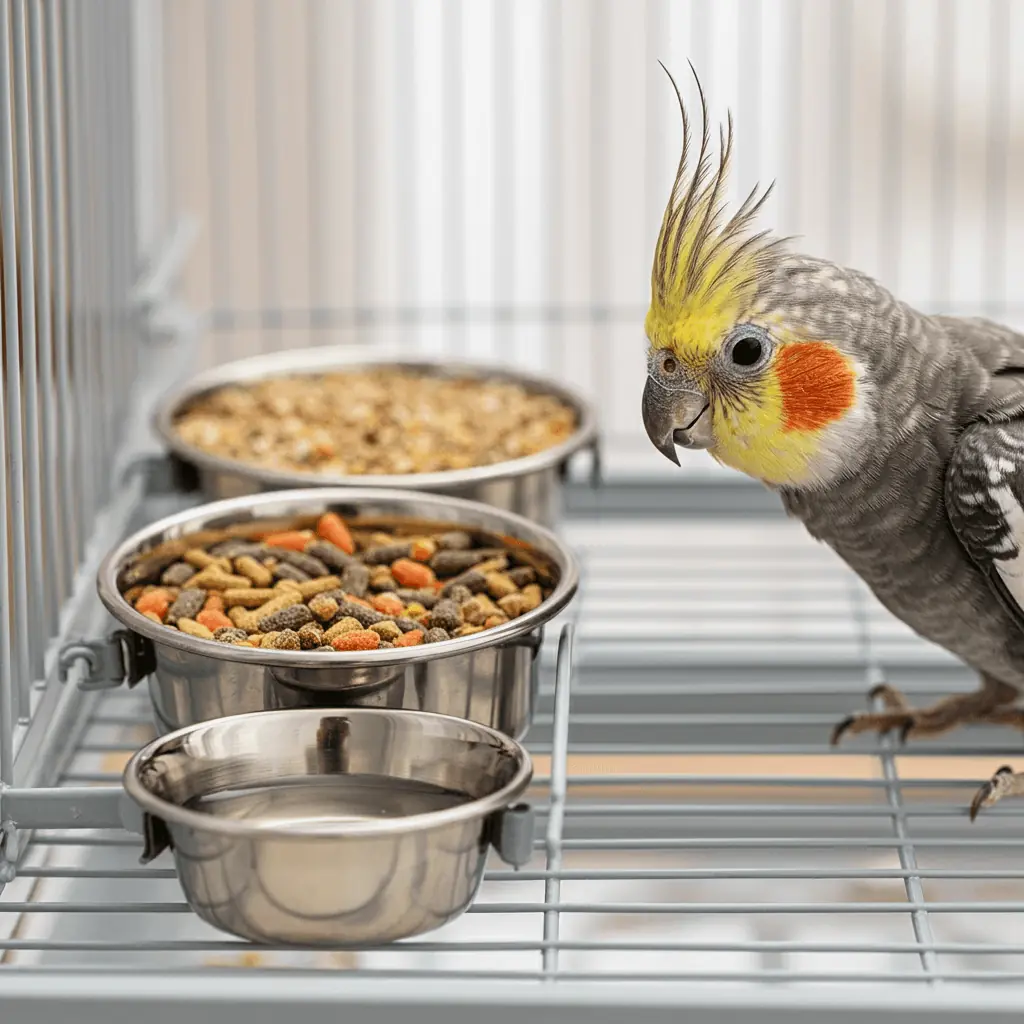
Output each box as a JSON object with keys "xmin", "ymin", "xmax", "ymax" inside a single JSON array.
[
  {"xmin": 830, "ymin": 682, "xmax": 1023, "ymax": 746},
  {"xmin": 970, "ymin": 766, "xmax": 1024, "ymax": 821}
]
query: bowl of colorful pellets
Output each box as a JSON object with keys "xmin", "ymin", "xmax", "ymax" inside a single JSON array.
[
  {"xmin": 96, "ymin": 487, "xmax": 579, "ymax": 739},
  {"xmin": 153, "ymin": 347, "xmax": 600, "ymax": 528}
]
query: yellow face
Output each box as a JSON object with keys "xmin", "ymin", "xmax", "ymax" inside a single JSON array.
[{"xmin": 644, "ymin": 312, "xmax": 861, "ymax": 489}]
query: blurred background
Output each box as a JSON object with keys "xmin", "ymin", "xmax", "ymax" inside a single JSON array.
[{"xmin": 144, "ymin": 0, "xmax": 1024, "ymax": 480}]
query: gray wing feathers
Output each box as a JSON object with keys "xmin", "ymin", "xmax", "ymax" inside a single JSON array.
[{"xmin": 946, "ymin": 419, "xmax": 1024, "ymax": 629}]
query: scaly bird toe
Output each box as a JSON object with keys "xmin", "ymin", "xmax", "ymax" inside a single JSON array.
[{"xmin": 969, "ymin": 766, "xmax": 1019, "ymax": 821}]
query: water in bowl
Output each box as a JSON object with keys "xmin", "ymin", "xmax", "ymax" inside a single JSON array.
[{"xmin": 185, "ymin": 773, "xmax": 472, "ymax": 831}]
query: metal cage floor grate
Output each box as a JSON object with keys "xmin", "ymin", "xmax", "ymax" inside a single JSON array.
[{"xmin": 4, "ymin": 504, "xmax": 1024, "ymax": 1013}]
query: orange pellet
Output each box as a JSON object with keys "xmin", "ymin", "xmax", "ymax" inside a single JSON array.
[
  {"xmin": 263, "ymin": 530, "xmax": 314, "ymax": 552},
  {"xmin": 409, "ymin": 538, "xmax": 437, "ymax": 562},
  {"xmin": 135, "ymin": 590, "xmax": 170, "ymax": 619},
  {"xmin": 197, "ymin": 608, "xmax": 234, "ymax": 633},
  {"xmin": 371, "ymin": 593, "xmax": 405, "ymax": 617},
  {"xmin": 331, "ymin": 629, "xmax": 381, "ymax": 652},
  {"xmin": 203, "ymin": 593, "xmax": 225, "ymax": 613},
  {"xmin": 316, "ymin": 512, "xmax": 355, "ymax": 555},
  {"xmin": 391, "ymin": 559, "xmax": 435, "ymax": 589},
  {"xmin": 394, "ymin": 629, "xmax": 424, "ymax": 648},
  {"xmin": 346, "ymin": 594, "xmax": 373, "ymax": 609}
]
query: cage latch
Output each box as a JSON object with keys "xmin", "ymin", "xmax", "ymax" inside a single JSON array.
[
  {"xmin": 59, "ymin": 629, "xmax": 156, "ymax": 691},
  {"xmin": 491, "ymin": 802, "xmax": 535, "ymax": 869}
]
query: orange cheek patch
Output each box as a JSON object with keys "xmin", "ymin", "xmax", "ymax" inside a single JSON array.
[{"xmin": 775, "ymin": 342, "xmax": 856, "ymax": 432}]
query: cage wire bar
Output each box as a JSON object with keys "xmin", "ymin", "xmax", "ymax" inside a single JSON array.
[{"xmin": 4, "ymin": 0, "xmax": 1024, "ymax": 1021}]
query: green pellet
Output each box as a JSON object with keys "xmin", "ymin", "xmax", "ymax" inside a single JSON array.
[
  {"xmin": 166, "ymin": 588, "xmax": 207, "ymax": 624},
  {"xmin": 270, "ymin": 629, "xmax": 302, "ymax": 651},
  {"xmin": 304, "ymin": 539, "xmax": 353, "ymax": 571},
  {"xmin": 161, "ymin": 562, "xmax": 197, "ymax": 587},
  {"xmin": 340, "ymin": 563, "xmax": 370, "ymax": 597},
  {"xmin": 428, "ymin": 599, "xmax": 462, "ymax": 633},
  {"xmin": 258, "ymin": 604, "xmax": 315, "ymax": 633}
]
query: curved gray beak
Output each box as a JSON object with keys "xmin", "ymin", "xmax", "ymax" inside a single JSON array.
[{"xmin": 642, "ymin": 377, "xmax": 712, "ymax": 466}]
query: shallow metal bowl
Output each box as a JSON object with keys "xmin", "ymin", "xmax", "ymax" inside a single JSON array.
[
  {"xmin": 153, "ymin": 347, "xmax": 600, "ymax": 528},
  {"xmin": 96, "ymin": 487, "xmax": 579, "ymax": 739},
  {"xmin": 122, "ymin": 707, "xmax": 534, "ymax": 946}
]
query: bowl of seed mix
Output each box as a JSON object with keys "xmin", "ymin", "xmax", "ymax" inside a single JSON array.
[
  {"xmin": 154, "ymin": 348, "xmax": 600, "ymax": 527},
  {"xmin": 97, "ymin": 487, "xmax": 579, "ymax": 739}
]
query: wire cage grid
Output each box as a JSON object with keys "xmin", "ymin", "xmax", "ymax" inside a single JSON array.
[{"xmin": 4, "ymin": 0, "xmax": 1024, "ymax": 1020}]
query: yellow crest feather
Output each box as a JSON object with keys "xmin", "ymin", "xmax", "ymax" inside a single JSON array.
[{"xmin": 646, "ymin": 62, "xmax": 783, "ymax": 355}]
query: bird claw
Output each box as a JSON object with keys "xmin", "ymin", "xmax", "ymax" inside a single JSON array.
[
  {"xmin": 829, "ymin": 715, "xmax": 856, "ymax": 747},
  {"xmin": 969, "ymin": 765, "xmax": 1016, "ymax": 822}
]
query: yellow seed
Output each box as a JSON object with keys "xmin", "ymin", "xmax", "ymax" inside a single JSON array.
[
  {"xmin": 252, "ymin": 591, "xmax": 304, "ymax": 622},
  {"xmin": 234, "ymin": 555, "xmax": 273, "ymax": 587},
  {"xmin": 297, "ymin": 574, "xmax": 341, "ymax": 599},
  {"xmin": 520, "ymin": 584, "xmax": 542, "ymax": 612},
  {"xmin": 369, "ymin": 620, "xmax": 402, "ymax": 642},
  {"xmin": 453, "ymin": 624, "xmax": 484, "ymax": 637},
  {"xmin": 485, "ymin": 571, "xmax": 518, "ymax": 600},
  {"xmin": 274, "ymin": 579, "xmax": 303, "ymax": 593},
  {"xmin": 178, "ymin": 618, "xmax": 215, "ymax": 640},
  {"xmin": 184, "ymin": 548, "xmax": 232, "ymax": 571},
  {"xmin": 498, "ymin": 593, "xmax": 528, "ymax": 619},
  {"xmin": 141, "ymin": 610, "xmax": 164, "ymax": 625},
  {"xmin": 188, "ymin": 567, "xmax": 253, "ymax": 591},
  {"xmin": 247, "ymin": 632, "xmax": 265, "ymax": 645},
  {"xmin": 223, "ymin": 588, "xmax": 277, "ymax": 608},
  {"xmin": 477, "ymin": 558, "xmax": 510, "ymax": 576},
  {"xmin": 462, "ymin": 594, "xmax": 499, "ymax": 626},
  {"xmin": 322, "ymin": 617, "xmax": 363, "ymax": 644}
]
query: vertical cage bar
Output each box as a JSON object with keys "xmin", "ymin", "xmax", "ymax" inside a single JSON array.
[
  {"xmin": 45, "ymin": 0, "xmax": 78, "ymax": 581},
  {"xmin": 0, "ymin": 0, "xmax": 19, "ymax": 773},
  {"xmin": 492, "ymin": 0, "xmax": 512, "ymax": 361},
  {"xmin": 11, "ymin": 0, "xmax": 47, "ymax": 689},
  {"xmin": 828, "ymin": 0, "xmax": 850, "ymax": 265},
  {"xmin": 546, "ymin": 0, "xmax": 561, "ymax": 377},
  {"xmin": 0, "ymin": 0, "xmax": 32, "ymax": 720},
  {"xmin": 305, "ymin": 0, "xmax": 322, "ymax": 326},
  {"xmin": 847, "ymin": 581, "xmax": 940, "ymax": 981},
  {"xmin": 254, "ymin": 0, "xmax": 280, "ymax": 343},
  {"xmin": 395, "ymin": 0, "xmax": 416, "ymax": 347},
  {"xmin": 879, "ymin": 0, "xmax": 903, "ymax": 292},
  {"xmin": 736, "ymin": 0, "xmax": 761, "ymax": 192},
  {"xmin": 542, "ymin": 623, "xmax": 574, "ymax": 978},
  {"xmin": 206, "ymin": 0, "xmax": 231, "ymax": 324},
  {"xmin": 984, "ymin": 0, "xmax": 1010, "ymax": 316},
  {"xmin": 26, "ymin": 0, "xmax": 64, "ymax": 623},
  {"xmin": 930, "ymin": 0, "xmax": 954, "ymax": 309},
  {"xmin": 589, "ymin": 0, "xmax": 608, "ymax": 431},
  {"xmin": 783, "ymin": 0, "xmax": 802, "ymax": 236},
  {"xmin": 61, "ymin": 0, "xmax": 97, "ymax": 549},
  {"xmin": 442, "ymin": 0, "xmax": 465, "ymax": 356}
]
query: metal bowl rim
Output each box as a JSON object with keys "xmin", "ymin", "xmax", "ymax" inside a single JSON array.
[
  {"xmin": 121, "ymin": 707, "xmax": 534, "ymax": 839},
  {"xmin": 96, "ymin": 485, "xmax": 579, "ymax": 669},
  {"xmin": 152, "ymin": 346, "xmax": 600, "ymax": 491}
]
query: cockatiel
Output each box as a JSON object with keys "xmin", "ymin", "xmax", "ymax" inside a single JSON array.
[{"xmin": 642, "ymin": 64, "xmax": 1024, "ymax": 820}]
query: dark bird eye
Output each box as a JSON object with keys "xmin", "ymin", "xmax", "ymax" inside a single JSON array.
[{"xmin": 730, "ymin": 336, "xmax": 763, "ymax": 367}]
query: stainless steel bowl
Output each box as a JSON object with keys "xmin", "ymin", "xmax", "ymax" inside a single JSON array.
[
  {"xmin": 122, "ymin": 707, "xmax": 534, "ymax": 946},
  {"xmin": 153, "ymin": 347, "xmax": 600, "ymax": 528},
  {"xmin": 96, "ymin": 487, "xmax": 579, "ymax": 739}
]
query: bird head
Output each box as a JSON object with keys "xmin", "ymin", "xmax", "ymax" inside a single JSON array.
[{"xmin": 643, "ymin": 65, "xmax": 875, "ymax": 491}]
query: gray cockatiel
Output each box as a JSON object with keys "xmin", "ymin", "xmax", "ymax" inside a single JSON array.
[{"xmin": 641, "ymin": 65, "xmax": 1024, "ymax": 818}]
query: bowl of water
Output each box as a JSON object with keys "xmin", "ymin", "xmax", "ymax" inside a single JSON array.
[{"xmin": 121, "ymin": 706, "xmax": 534, "ymax": 946}]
